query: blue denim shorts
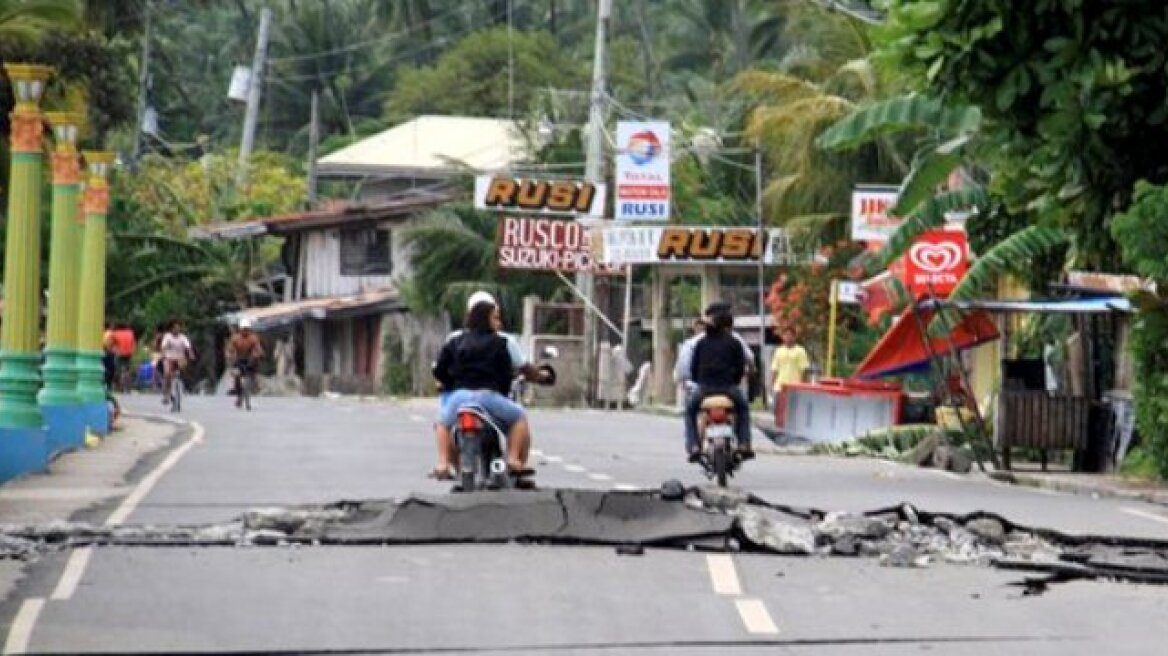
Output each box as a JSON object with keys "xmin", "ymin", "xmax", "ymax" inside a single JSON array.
[{"xmin": 439, "ymin": 389, "xmax": 526, "ymax": 430}]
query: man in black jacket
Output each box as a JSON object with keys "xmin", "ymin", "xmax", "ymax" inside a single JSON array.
[{"xmin": 685, "ymin": 302, "xmax": 753, "ymax": 462}]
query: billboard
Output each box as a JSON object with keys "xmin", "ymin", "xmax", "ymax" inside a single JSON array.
[
  {"xmin": 594, "ymin": 226, "xmax": 804, "ymax": 265},
  {"xmin": 851, "ymin": 184, "xmax": 902, "ymax": 242},
  {"xmin": 497, "ymin": 215, "xmax": 621, "ymax": 273},
  {"xmin": 614, "ymin": 121, "xmax": 670, "ymax": 221},
  {"xmin": 903, "ymin": 229, "xmax": 969, "ymax": 297},
  {"xmin": 474, "ymin": 176, "xmax": 605, "ymax": 219}
]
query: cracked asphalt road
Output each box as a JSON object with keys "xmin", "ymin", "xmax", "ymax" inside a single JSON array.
[{"xmin": 5, "ymin": 395, "xmax": 1168, "ymax": 655}]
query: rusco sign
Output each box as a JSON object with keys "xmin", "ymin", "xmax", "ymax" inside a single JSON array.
[
  {"xmin": 903, "ymin": 229, "xmax": 968, "ymax": 296},
  {"xmin": 474, "ymin": 176, "xmax": 606, "ymax": 219},
  {"xmin": 497, "ymin": 216, "xmax": 621, "ymax": 273}
]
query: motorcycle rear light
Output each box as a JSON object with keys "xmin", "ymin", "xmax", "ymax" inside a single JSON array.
[
  {"xmin": 707, "ymin": 407, "xmax": 729, "ymax": 423},
  {"xmin": 457, "ymin": 413, "xmax": 481, "ymax": 432}
]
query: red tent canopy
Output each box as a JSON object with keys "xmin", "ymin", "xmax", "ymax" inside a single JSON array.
[{"xmin": 854, "ymin": 305, "xmax": 999, "ymax": 379}]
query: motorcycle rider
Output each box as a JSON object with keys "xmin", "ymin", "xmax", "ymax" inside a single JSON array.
[
  {"xmin": 432, "ymin": 295, "xmax": 550, "ymax": 477},
  {"xmin": 684, "ymin": 302, "xmax": 753, "ymax": 463}
]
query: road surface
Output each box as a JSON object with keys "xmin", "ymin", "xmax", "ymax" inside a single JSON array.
[{"xmin": 4, "ymin": 395, "xmax": 1168, "ymax": 655}]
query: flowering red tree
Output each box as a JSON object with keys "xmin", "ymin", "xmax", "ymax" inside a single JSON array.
[{"xmin": 766, "ymin": 240, "xmax": 872, "ymax": 372}]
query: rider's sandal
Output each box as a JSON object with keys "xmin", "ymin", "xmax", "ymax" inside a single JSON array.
[
  {"xmin": 508, "ymin": 466, "xmax": 536, "ymax": 478},
  {"xmin": 427, "ymin": 468, "xmax": 455, "ymax": 481}
]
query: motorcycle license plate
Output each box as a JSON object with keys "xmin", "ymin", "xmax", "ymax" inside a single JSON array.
[{"xmin": 706, "ymin": 424, "xmax": 735, "ymax": 441}]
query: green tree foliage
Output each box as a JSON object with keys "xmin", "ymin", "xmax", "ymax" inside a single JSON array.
[
  {"xmin": 384, "ymin": 27, "xmax": 578, "ymax": 122},
  {"xmin": 0, "ymin": 0, "xmax": 78, "ymax": 45},
  {"xmin": 876, "ymin": 0, "xmax": 1168, "ymax": 269},
  {"xmin": 1111, "ymin": 181, "xmax": 1168, "ymax": 478}
]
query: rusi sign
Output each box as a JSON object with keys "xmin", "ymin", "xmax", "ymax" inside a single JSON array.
[
  {"xmin": 497, "ymin": 215, "xmax": 621, "ymax": 273},
  {"xmin": 594, "ymin": 226, "xmax": 802, "ymax": 265},
  {"xmin": 474, "ymin": 176, "xmax": 605, "ymax": 219},
  {"xmin": 852, "ymin": 184, "xmax": 902, "ymax": 242},
  {"xmin": 903, "ymin": 229, "xmax": 968, "ymax": 297},
  {"xmin": 614, "ymin": 121, "xmax": 671, "ymax": 221}
]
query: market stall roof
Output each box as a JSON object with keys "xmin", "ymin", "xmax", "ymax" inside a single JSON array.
[
  {"xmin": 854, "ymin": 305, "xmax": 1000, "ymax": 380},
  {"xmin": 188, "ymin": 194, "xmax": 453, "ymax": 241},
  {"xmin": 220, "ymin": 288, "xmax": 401, "ymax": 331},
  {"xmin": 927, "ymin": 296, "xmax": 1134, "ymax": 314}
]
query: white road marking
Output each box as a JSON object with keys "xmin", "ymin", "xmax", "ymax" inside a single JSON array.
[
  {"xmin": 588, "ymin": 473, "xmax": 612, "ymax": 482},
  {"xmin": 544, "ymin": 455, "xmax": 563, "ymax": 464},
  {"xmin": 3, "ymin": 598, "xmax": 44, "ymax": 655},
  {"xmin": 613, "ymin": 483, "xmax": 640, "ymax": 492},
  {"xmin": 735, "ymin": 598, "xmax": 780, "ymax": 635},
  {"xmin": 705, "ymin": 554, "xmax": 742, "ymax": 596},
  {"xmin": 50, "ymin": 547, "xmax": 93, "ymax": 600},
  {"xmin": 1121, "ymin": 507, "xmax": 1168, "ymax": 526},
  {"xmin": 531, "ymin": 449, "xmax": 544, "ymax": 457},
  {"xmin": 563, "ymin": 464, "xmax": 587, "ymax": 473},
  {"xmin": 106, "ymin": 421, "xmax": 204, "ymax": 526},
  {"xmin": 408, "ymin": 414, "xmax": 425, "ymax": 423}
]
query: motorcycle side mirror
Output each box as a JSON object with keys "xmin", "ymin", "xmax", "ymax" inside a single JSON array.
[{"xmin": 541, "ymin": 346, "xmax": 560, "ymax": 359}]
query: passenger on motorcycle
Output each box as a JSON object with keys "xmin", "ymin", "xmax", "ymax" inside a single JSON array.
[
  {"xmin": 432, "ymin": 296, "xmax": 551, "ymax": 476},
  {"xmin": 684, "ymin": 303, "xmax": 754, "ymax": 463}
]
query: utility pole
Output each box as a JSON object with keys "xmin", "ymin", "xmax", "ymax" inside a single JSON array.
[
  {"xmin": 755, "ymin": 148, "xmax": 769, "ymax": 409},
  {"xmin": 579, "ymin": 0, "xmax": 610, "ymax": 406},
  {"xmin": 237, "ymin": 5, "xmax": 273, "ymax": 186},
  {"xmin": 307, "ymin": 90, "xmax": 320, "ymax": 206},
  {"xmin": 131, "ymin": 0, "xmax": 153, "ymax": 168}
]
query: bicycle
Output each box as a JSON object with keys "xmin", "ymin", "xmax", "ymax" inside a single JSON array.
[
  {"xmin": 232, "ymin": 363, "xmax": 256, "ymax": 411},
  {"xmin": 163, "ymin": 361, "xmax": 183, "ymax": 413}
]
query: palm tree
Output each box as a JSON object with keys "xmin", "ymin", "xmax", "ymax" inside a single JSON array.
[{"xmin": 0, "ymin": 0, "xmax": 79, "ymax": 46}]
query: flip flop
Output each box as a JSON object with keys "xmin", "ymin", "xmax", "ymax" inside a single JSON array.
[
  {"xmin": 509, "ymin": 467, "xmax": 536, "ymax": 478},
  {"xmin": 427, "ymin": 468, "xmax": 455, "ymax": 481}
]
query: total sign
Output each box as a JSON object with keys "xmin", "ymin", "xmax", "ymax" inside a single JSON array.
[
  {"xmin": 903, "ymin": 229, "xmax": 969, "ymax": 297},
  {"xmin": 615, "ymin": 121, "xmax": 670, "ymax": 221}
]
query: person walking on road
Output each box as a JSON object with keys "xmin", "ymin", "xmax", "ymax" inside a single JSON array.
[{"xmin": 769, "ymin": 326, "xmax": 810, "ymax": 404}]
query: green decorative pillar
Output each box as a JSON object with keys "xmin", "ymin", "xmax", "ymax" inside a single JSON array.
[
  {"xmin": 39, "ymin": 112, "xmax": 86, "ymax": 454},
  {"xmin": 0, "ymin": 64, "xmax": 53, "ymax": 482},
  {"xmin": 75, "ymin": 151, "xmax": 113, "ymax": 435}
]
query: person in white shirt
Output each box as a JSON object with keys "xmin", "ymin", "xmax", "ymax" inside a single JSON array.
[{"xmin": 159, "ymin": 320, "xmax": 195, "ymax": 406}]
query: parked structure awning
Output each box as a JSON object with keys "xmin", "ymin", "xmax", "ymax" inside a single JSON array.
[
  {"xmin": 854, "ymin": 306, "xmax": 1000, "ymax": 380},
  {"xmin": 220, "ymin": 288, "xmax": 401, "ymax": 331}
]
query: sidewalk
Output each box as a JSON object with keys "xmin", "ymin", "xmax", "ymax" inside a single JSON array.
[
  {"xmin": 987, "ymin": 469, "xmax": 1168, "ymax": 507},
  {"xmin": 0, "ymin": 414, "xmax": 182, "ymax": 601}
]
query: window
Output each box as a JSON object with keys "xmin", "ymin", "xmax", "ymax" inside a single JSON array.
[{"xmin": 340, "ymin": 228, "xmax": 392, "ymax": 276}]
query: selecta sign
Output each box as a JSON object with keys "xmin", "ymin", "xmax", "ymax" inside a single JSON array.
[
  {"xmin": 474, "ymin": 176, "xmax": 605, "ymax": 219},
  {"xmin": 497, "ymin": 215, "xmax": 621, "ymax": 274},
  {"xmin": 614, "ymin": 121, "xmax": 671, "ymax": 221},
  {"xmin": 852, "ymin": 184, "xmax": 903, "ymax": 242},
  {"xmin": 903, "ymin": 229, "xmax": 969, "ymax": 297}
]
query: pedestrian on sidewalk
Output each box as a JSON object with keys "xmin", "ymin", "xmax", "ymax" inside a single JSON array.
[{"xmin": 769, "ymin": 326, "xmax": 810, "ymax": 406}]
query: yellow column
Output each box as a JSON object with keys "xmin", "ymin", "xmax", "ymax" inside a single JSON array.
[
  {"xmin": 0, "ymin": 64, "xmax": 53, "ymax": 481},
  {"xmin": 75, "ymin": 152, "xmax": 114, "ymax": 434}
]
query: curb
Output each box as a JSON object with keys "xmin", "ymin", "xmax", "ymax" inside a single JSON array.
[{"xmin": 988, "ymin": 470, "xmax": 1168, "ymax": 507}]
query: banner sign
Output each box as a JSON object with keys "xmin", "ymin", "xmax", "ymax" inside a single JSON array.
[
  {"xmin": 614, "ymin": 121, "xmax": 671, "ymax": 221},
  {"xmin": 903, "ymin": 229, "xmax": 968, "ymax": 296},
  {"xmin": 497, "ymin": 215, "xmax": 621, "ymax": 273},
  {"xmin": 594, "ymin": 226, "xmax": 803, "ymax": 266},
  {"xmin": 474, "ymin": 176, "xmax": 605, "ymax": 219},
  {"xmin": 851, "ymin": 184, "xmax": 902, "ymax": 242}
]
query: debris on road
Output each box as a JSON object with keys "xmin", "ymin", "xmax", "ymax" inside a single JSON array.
[{"xmin": 1, "ymin": 486, "xmax": 1166, "ymax": 586}]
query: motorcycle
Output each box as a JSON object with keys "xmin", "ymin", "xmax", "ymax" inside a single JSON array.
[
  {"xmin": 509, "ymin": 345, "xmax": 559, "ymax": 404},
  {"xmin": 454, "ymin": 348, "xmax": 558, "ymax": 492},
  {"xmin": 695, "ymin": 394, "xmax": 742, "ymax": 487}
]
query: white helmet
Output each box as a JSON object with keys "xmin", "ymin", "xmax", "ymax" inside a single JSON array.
[
  {"xmin": 239, "ymin": 317, "xmax": 254, "ymax": 330},
  {"xmin": 466, "ymin": 290, "xmax": 496, "ymax": 312}
]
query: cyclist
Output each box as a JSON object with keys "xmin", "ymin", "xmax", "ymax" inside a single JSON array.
[
  {"xmin": 227, "ymin": 318, "xmax": 264, "ymax": 408},
  {"xmin": 160, "ymin": 320, "xmax": 195, "ymax": 407}
]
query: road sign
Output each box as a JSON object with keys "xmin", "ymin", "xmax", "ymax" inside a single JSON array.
[{"xmin": 614, "ymin": 121, "xmax": 670, "ymax": 221}]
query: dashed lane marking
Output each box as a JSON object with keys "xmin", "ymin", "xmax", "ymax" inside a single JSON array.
[
  {"xmin": 735, "ymin": 598, "xmax": 781, "ymax": 635},
  {"xmin": 563, "ymin": 464, "xmax": 586, "ymax": 474},
  {"xmin": 588, "ymin": 473, "xmax": 612, "ymax": 482},
  {"xmin": 3, "ymin": 598, "xmax": 44, "ymax": 655},
  {"xmin": 705, "ymin": 554, "xmax": 742, "ymax": 596},
  {"xmin": 544, "ymin": 455, "xmax": 563, "ymax": 464},
  {"xmin": 1121, "ymin": 507, "xmax": 1168, "ymax": 526},
  {"xmin": 613, "ymin": 484, "xmax": 640, "ymax": 492},
  {"xmin": 50, "ymin": 547, "xmax": 93, "ymax": 601}
]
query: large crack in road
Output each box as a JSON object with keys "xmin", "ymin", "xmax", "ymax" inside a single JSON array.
[{"xmin": 3, "ymin": 485, "xmax": 1166, "ymax": 587}]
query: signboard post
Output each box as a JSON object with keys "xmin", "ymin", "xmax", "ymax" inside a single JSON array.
[{"xmin": 614, "ymin": 121, "xmax": 671, "ymax": 221}]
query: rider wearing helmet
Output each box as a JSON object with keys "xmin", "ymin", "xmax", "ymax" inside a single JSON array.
[{"xmin": 685, "ymin": 302, "xmax": 753, "ymax": 462}]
